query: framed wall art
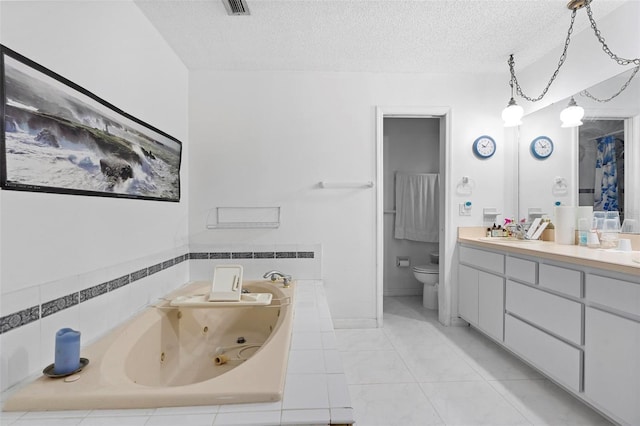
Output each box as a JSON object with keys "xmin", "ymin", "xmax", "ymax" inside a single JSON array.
[{"xmin": 1, "ymin": 45, "xmax": 182, "ymax": 202}]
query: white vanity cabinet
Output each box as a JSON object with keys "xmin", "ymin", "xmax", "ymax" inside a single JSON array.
[
  {"xmin": 457, "ymin": 240, "xmax": 640, "ymax": 426},
  {"xmin": 458, "ymin": 247, "xmax": 505, "ymax": 342},
  {"xmin": 584, "ymin": 274, "xmax": 640, "ymax": 426}
]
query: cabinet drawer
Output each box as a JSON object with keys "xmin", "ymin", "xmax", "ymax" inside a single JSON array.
[
  {"xmin": 506, "ymin": 256, "xmax": 537, "ymax": 284},
  {"xmin": 506, "ymin": 280, "xmax": 582, "ymax": 345},
  {"xmin": 586, "ymin": 274, "xmax": 640, "ymax": 317},
  {"xmin": 459, "ymin": 246, "xmax": 504, "ymax": 274},
  {"xmin": 505, "ymin": 314, "xmax": 582, "ymax": 392},
  {"xmin": 539, "ymin": 264, "xmax": 582, "ymax": 298}
]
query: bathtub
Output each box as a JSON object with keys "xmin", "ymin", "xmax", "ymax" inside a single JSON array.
[{"xmin": 4, "ymin": 280, "xmax": 295, "ymax": 411}]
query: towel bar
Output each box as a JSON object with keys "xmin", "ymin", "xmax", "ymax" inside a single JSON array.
[{"xmin": 319, "ymin": 181, "xmax": 374, "ymax": 189}]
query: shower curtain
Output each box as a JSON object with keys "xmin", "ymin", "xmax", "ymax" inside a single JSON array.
[
  {"xmin": 594, "ymin": 135, "xmax": 619, "ymax": 211},
  {"xmin": 394, "ymin": 172, "xmax": 439, "ymax": 242}
]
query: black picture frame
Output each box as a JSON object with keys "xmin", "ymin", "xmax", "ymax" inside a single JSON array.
[{"xmin": 1, "ymin": 45, "xmax": 182, "ymax": 202}]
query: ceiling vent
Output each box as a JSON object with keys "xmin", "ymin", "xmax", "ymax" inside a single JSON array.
[{"xmin": 222, "ymin": 0, "xmax": 250, "ymax": 16}]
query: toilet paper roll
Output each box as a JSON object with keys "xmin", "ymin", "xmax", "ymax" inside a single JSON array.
[
  {"xmin": 555, "ymin": 206, "xmax": 577, "ymax": 245},
  {"xmin": 397, "ymin": 259, "xmax": 410, "ymax": 268}
]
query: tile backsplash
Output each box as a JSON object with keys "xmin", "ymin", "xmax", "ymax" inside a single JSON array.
[{"xmin": 0, "ymin": 243, "xmax": 321, "ymax": 392}]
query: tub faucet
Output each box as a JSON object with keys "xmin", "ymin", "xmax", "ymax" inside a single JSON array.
[{"xmin": 263, "ymin": 270, "xmax": 292, "ymax": 288}]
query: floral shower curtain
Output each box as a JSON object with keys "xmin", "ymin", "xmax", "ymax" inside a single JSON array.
[{"xmin": 594, "ymin": 135, "xmax": 619, "ymax": 211}]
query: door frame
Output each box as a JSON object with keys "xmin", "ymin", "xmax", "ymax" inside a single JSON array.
[{"xmin": 375, "ymin": 106, "xmax": 452, "ymax": 327}]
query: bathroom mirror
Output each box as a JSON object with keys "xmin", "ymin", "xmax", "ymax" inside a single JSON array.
[{"xmin": 518, "ymin": 68, "xmax": 640, "ymax": 233}]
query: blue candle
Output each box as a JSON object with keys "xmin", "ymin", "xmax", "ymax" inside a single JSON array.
[{"xmin": 53, "ymin": 328, "xmax": 81, "ymax": 375}]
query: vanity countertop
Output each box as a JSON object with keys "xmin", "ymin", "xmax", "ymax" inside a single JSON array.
[{"xmin": 458, "ymin": 227, "xmax": 640, "ymax": 276}]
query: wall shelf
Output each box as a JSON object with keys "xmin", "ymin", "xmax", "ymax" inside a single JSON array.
[{"xmin": 206, "ymin": 207, "xmax": 281, "ymax": 229}]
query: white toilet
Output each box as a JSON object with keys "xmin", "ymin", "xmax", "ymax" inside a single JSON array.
[{"xmin": 412, "ymin": 253, "xmax": 439, "ymax": 310}]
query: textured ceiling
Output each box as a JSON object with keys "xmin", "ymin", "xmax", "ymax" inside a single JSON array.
[{"xmin": 135, "ymin": 0, "xmax": 631, "ymax": 73}]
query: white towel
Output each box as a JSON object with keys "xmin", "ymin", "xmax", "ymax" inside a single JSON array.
[{"xmin": 394, "ymin": 172, "xmax": 439, "ymax": 242}]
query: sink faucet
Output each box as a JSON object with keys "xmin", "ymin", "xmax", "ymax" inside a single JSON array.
[{"xmin": 263, "ymin": 270, "xmax": 292, "ymax": 288}]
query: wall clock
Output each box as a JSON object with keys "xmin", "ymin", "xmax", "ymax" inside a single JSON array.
[
  {"xmin": 531, "ymin": 136, "xmax": 554, "ymax": 159},
  {"xmin": 472, "ymin": 135, "xmax": 496, "ymax": 159}
]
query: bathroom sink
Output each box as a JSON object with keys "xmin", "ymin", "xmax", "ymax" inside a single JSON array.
[{"xmin": 478, "ymin": 237, "xmax": 540, "ymax": 243}]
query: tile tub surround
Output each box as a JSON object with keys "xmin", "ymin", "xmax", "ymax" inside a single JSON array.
[
  {"xmin": 0, "ymin": 247, "xmax": 320, "ymax": 335},
  {"xmin": 0, "ymin": 280, "xmax": 354, "ymax": 426},
  {"xmin": 0, "ymin": 244, "xmax": 320, "ymax": 393},
  {"xmin": 188, "ymin": 244, "xmax": 322, "ymax": 284},
  {"xmin": 0, "ymin": 253, "xmax": 189, "ymax": 335}
]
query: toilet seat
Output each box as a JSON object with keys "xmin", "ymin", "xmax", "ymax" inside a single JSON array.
[{"xmin": 412, "ymin": 264, "xmax": 438, "ymax": 274}]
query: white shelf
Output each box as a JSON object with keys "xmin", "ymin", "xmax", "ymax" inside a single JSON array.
[{"xmin": 206, "ymin": 207, "xmax": 280, "ymax": 229}]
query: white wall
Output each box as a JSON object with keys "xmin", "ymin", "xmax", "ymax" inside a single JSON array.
[
  {"xmin": 0, "ymin": 0, "xmax": 189, "ymax": 390},
  {"xmin": 189, "ymin": 70, "xmax": 507, "ymax": 326},
  {"xmin": 383, "ymin": 118, "xmax": 439, "ymax": 296}
]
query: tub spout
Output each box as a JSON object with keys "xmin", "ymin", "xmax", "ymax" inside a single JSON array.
[{"xmin": 263, "ymin": 270, "xmax": 292, "ymax": 288}]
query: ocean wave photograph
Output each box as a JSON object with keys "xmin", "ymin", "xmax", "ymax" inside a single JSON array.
[{"xmin": 1, "ymin": 47, "xmax": 182, "ymax": 202}]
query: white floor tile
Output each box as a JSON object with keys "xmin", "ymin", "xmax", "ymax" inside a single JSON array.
[
  {"xmin": 286, "ymin": 350, "xmax": 325, "ymax": 375},
  {"xmin": 280, "ymin": 408, "xmax": 330, "ymax": 425},
  {"xmin": 87, "ymin": 409, "xmax": 155, "ymax": 417},
  {"xmin": 20, "ymin": 411, "xmax": 88, "ymax": 420},
  {"xmin": 339, "ymin": 350, "xmax": 414, "ymax": 385},
  {"xmin": 152, "ymin": 405, "xmax": 219, "ymax": 415},
  {"xmin": 327, "ymin": 374, "xmax": 352, "ymax": 407},
  {"xmin": 212, "ymin": 410, "xmax": 280, "ymax": 425},
  {"xmin": 12, "ymin": 419, "xmax": 82, "ymax": 426},
  {"xmin": 145, "ymin": 413, "xmax": 215, "ymax": 426},
  {"xmin": 290, "ymin": 332, "xmax": 323, "ymax": 350},
  {"xmin": 334, "ymin": 328, "xmax": 394, "ymax": 352},
  {"xmin": 0, "ymin": 411, "xmax": 24, "ymax": 426},
  {"xmin": 399, "ymin": 346, "xmax": 485, "ymax": 383},
  {"xmin": 349, "ymin": 383, "xmax": 443, "ymax": 426},
  {"xmin": 489, "ymin": 379, "xmax": 614, "ymax": 425},
  {"xmin": 282, "ymin": 374, "xmax": 329, "ymax": 410},
  {"xmin": 420, "ymin": 381, "xmax": 531, "ymax": 426},
  {"xmin": 330, "ymin": 407, "xmax": 355, "ymax": 424},
  {"xmin": 79, "ymin": 416, "xmax": 149, "ymax": 425},
  {"xmin": 217, "ymin": 400, "xmax": 282, "ymax": 413},
  {"xmin": 323, "ymin": 349, "xmax": 344, "ymax": 374}
]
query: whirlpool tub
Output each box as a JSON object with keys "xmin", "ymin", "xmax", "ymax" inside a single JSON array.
[{"xmin": 4, "ymin": 280, "xmax": 295, "ymax": 411}]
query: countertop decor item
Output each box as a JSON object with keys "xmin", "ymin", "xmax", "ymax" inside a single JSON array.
[
  {"xmin": 472, "ymin": 135, "xmax": 496, "ymax": 159},
  {"xmin": 53, "ymin": 328, "xmax": 81, "ymax": 375},
  {"xmin": 44, "ymin": 358, "xmax": 89, "ymax": 378}
]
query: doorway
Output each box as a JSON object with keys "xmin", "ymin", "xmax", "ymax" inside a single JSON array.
[{"xmin": 375, "ymin": 107, "xmax": 451, "ymax": 327}]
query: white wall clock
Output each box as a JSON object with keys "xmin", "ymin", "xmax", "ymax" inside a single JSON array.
[
  {"xmin": 472, "ymin": 135, "xmax": 496, "ymax": 159},
  {"xmin": 531, "ymin": 136, "xmax": 554, "ymax": 159}
]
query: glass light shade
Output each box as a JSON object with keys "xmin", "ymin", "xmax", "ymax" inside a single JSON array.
[
  {"xmin": 560, "ymin": 98, "xmax": 584, "ymax": 128},
  {"xmin": 502, "ymin": 99, "xmax": 524, "ymax": 127}
]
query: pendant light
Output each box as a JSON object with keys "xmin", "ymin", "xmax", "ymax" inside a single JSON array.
[
  {"xmin": 503, "ymin": 0, "xmax": 639, "ymax": 125},
  {"xmin": 502, "ymin": 98, "xmax": 524, "ymax": 127},
  {"xmin": 560, "ymin": 97, "xmax": 585, "ymax": 127}
]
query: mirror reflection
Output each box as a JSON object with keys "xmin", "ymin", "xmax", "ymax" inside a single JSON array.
[
  {"xmin": 518, "ymin": 68, "xmax": 640, "ymax": 233},
  {"xmin": 578, "ymin": 119, "xmax": 625, "ymax": 218}
]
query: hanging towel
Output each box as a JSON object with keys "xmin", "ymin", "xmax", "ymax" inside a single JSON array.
[
  {"xmin": 594, "ymin": 135, "xmax": 619, "ymax": 211},
  {"xmin": 394, "ymin": 172, "xmax": 439, "ymax": 242}
]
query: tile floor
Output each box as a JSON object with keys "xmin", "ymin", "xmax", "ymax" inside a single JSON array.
[{"xmin": 337, "ymin": 296, "xmax": 614, "ymax": 426}]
